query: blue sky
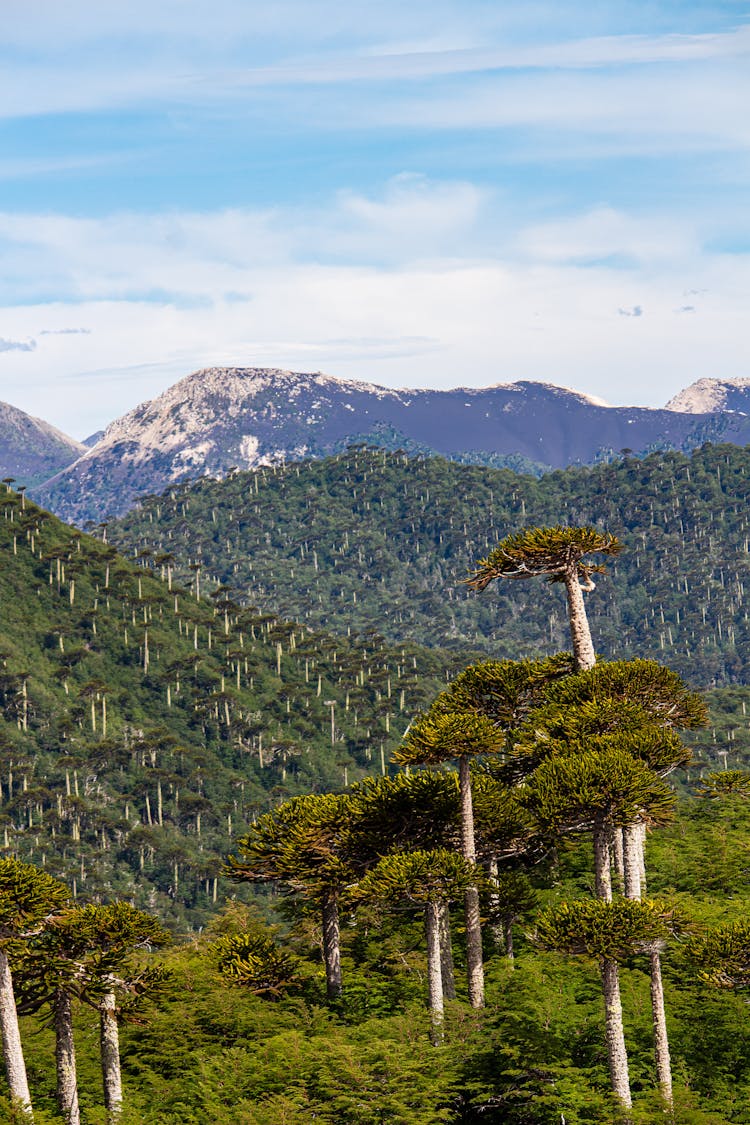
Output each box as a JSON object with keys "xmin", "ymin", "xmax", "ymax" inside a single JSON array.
[{"xmin": 1, "ymin": 0, "xmax": 749, "ymax": 437}]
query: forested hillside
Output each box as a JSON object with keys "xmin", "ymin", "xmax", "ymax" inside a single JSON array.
[
  {"xmin": 0, "ymin": 485, "xmax": 470, "ymax": 929},
  {"xmin": 110, "ymin": 442, "xmax": 750, "ymax": 688}
]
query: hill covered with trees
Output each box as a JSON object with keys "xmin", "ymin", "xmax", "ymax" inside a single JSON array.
[
  {"xmin": 110, "ymin": 442, "xmax": 750, "ymax": 688},
  {"xmin": 0, "ymin": 484, "xmax": 470, "ymax": 930}
]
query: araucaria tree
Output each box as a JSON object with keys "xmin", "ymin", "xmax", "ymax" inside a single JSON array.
[
  {"xmin": 0, "ymin": 858, "xmax": 68, "ymax": 1118},
  {"xmin": 354, "ymin": 849, "xmax": 479, "ymax": 1044},
  {"xmin": 394, "ymin": 711, "xmax": 504, "ymax": 1008},
  {"xmin": 467, "ymin": 525, "xmax": 622, "ymax": 670},
  {"xmin": 226, "ymin": 792, "xmax": 353, "ymax": 1000},
  {"xmin": 535, "ymin": 898, "xmax": 682, "ymax": 1112}
]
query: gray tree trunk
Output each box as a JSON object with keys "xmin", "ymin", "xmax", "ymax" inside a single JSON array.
[
  {"xmin": 503, "ymin": 918, "xmax": 515, "ymax": 963},
  {"xmin": 487, "ymin": 856, "xmax": 505, "ymax": 946},
  {"xmin": 54, "ymin": 988, "xmax": 80, "ymax": 1125},
  {"xmin": 563, "ymin": 568, "xmax": 596, "ymax": 670},
  {"xmin": 0, "ymin": 947, "xmax": 33, "ymax": 1116},
  {"xmin": 611, "ymin": 826, "xmax": 625, "ymax": 893},
  {"xmin": 593, "ymin": 824, "xmax": 613, "ymax": 902},
  {"xmin": 438, "ymin": 904, "xmax": 456, "ymax": 1000},
  {"xmin": 600, "ymin": 957, "xmax": 633, "ymax": 1110},
  {"xmin": 425, "ymin": 902, "xmax": 444, "ymax": 1045},
  {"xmin": 321, "ymin": 892, "xmax": 342, "ymax": 1000},
  {"xmin": 623, "ymin": 823, "xmax": 642, "ymax": 899},
  {"xmin": 649, "ymin": 947, "xmax": 673, "ymax": 1106},
  {"xmin": 458, "ymin": 755, "xmax": 484, "ymax": 1008},
  {"xmin": 623, "ymin": 829, "xmax": 673, "ymax": 1107},
  {"xmin": 100, "ymin": 991, "xmax": 122, "ymax": 1122}
]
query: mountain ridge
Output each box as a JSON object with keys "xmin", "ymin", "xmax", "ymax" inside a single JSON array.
[{"xmin": 32, "ymin": 367, "xmax": 750, "ymax": 526}]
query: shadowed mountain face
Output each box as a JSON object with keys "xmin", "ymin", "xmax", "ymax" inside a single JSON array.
[
  {"xmin": 0, "ymin": 400, "xmax": 86, "ymax": 488},
  {"xmin": 31, "ymin": 367, "xmax": 750, "ymax": 526}
]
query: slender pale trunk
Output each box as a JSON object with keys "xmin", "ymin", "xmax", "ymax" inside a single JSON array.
[
  {"xmin": 593, "ymin": 823, "xmax": 612, "ymax": 902},
  {"xmin": 623, "ymin": 828, "xmax": 673, "ymax": 1107},
  {"xmin": 600, "ymin": 957, "xmax": 633, "ymax": 1110},
  {"xmin": 503, "ymin": 918, "xmax": 515, "ymax": 962},
  {"xmin": 54, "ymin": 988, "xmax": 80, "ymax": 1125},
  {"xmin": 488, "ymin": 857, "xmax": 507, "ymax": 949},
  {"xmin": 611, "ymin": 826, "xmax": 625, "ymax": 893},
  {"xmin": 563, "ymin": 567, "xmax": 596, "ymax": 670},
  {"xmin": 424, "ymin": 902, "xmax": 444, "ymax": 1045},
  {"xmin": 649, "ymin": 947, "xmax": 673, "ymax": 1105},
  {"xmin": 438, "ymin": 904, "xmax": 456, "ymax": 1000},
  {"xmin": 321, "ymin": 892, "xmax": 342, "ymax": 1000},
  {"xmin": 458, "ymin": 755, "xmax": 484, "ymax": 1008},
  {"xmin": 623, "ymin": 824, "xmax": 642, "ymax": 900},
  {"xmin": 0, "ymin": 948, "xmax": 33, "ymax": 1117},
  {"xmin": 100, "ymin": 991, "xmax": 122, "ymax": 1122}
]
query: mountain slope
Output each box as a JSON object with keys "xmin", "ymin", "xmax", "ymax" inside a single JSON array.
[
  {"xmin": 33, "ymin": 367, "xmax": 750, "ymax": 525},
  {"xmin": 0, "ymin": 399, "xmax": 86, "ymax": 487},
  {"xmin": 0, "ymin": 485, "xmax": 468, "ymax": 927},
  {"xmin": 110, "ymin": 443, "xmax": 750, "ymax": 688}
]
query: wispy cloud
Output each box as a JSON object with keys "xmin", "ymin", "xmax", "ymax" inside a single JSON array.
[{"xmin": 0, "ymin": 337, "xmax": 35, "ymax": 352}]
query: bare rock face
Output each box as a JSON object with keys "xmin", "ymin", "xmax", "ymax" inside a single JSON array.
[
  {"xmin": 665, "ymin": 378, "xmax": 750, "ymax": 415},
  {"xmin": 32, "ymin": 367, "xmax": 750, "ymax": 527},
  {"xmin": 0, "ymin": 401, "xmax": 86, "ymax": 488}
]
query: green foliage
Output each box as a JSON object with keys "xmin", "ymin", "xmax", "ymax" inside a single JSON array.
[
  {"xmin": 535, "ymin": 899, "xmax": 683, "ymax": 960},
  {"xmin": 522, "ymin": 749, "xmax": 676, "ymax": 835},
  {"xmin": 466, "ymin": 525, "xmax": 622, "ymax": 591},
  {"xmin": 212, "ymin": 932, "xmax": 298, "ymax": 998},
  {"xmin": 0, "ymin": 484, "xmax": 469, "ymax": 928},
  {"xmin": 107, "ymin": 444, "xmax": 750, "ymax": 689},
  {"xmin": 685, "ymin": 919, "xmax": 750, "ymax": 988},
  {"xmin": 0, "ymin": 857, "xmax": 68, "ymax": 937},
  {"xmin": 395, "ymin": 710, "xmax": 504, "ymax": 766},
  {"xmin": 696, "ymin": 770, "xmax": 750, "ymax": 799},
  {"xmin": 354, "ymin": 849, "xmax": 480, "ymax": 908}
]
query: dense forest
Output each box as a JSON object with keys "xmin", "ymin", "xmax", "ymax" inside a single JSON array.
[
  {"xmin": 0, "ymin": 484, "xmax": 470, "ymax": 929},
  {"xmin": 109, "ymin": 442, "xmax": 750, "ymax": 686},
  {"xmin": 3, "ymin": 458, "xmax": 750, "ymax": 1123}
]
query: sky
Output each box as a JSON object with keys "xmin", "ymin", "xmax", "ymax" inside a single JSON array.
[{"xmin": 1, "ymin": 1, "xmax": 749, "ymax": 439}]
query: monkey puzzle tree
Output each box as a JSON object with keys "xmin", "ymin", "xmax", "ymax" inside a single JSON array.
[
  {"xmin": 353, "ymin": 849, "xmax": 479, "ymax": 1045},
  {"xmin": 14, "ymin": 902, "xmax": 169, "ymax": 1125},
  {"xmin": 0, "ymin": 859, "xmax": 68, "ymax": 1118},
  {"xmin": 226, "ymin": 792, "xmax": 353, "ymax": 1000},
  {"xmin": 466, "ymin": 525, "xmax": 622, "ymax": 670},
  {"xmin": 535, "ymin": 898, "xmax": 682, "ymax": 1112},
  {"xmin": 212, "ymin": 933, "xmax": 298, "ymax": 998},
  {"xmin": 522, "ymin": 744, "xmax": 676, "ymax": 901},
  {"xmin": 394, "ymin": 711, "xmax": 504, "ymax": 1008}
]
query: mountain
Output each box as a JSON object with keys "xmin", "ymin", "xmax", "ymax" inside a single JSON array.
[
  {"xmin": 33, "ymin": 367, "xmax": 750, "ymax": 526},
  {"xmin": 109, "ymin": 442, "xmax": 750, "ymax": 689},
  {"xmin": 0, "ymin": 482, "xmax": 468, "ymax": 927},
  {"xmin": 0, "ymin": 399, "xmax": 86, "ymax": 488},
  {"xmin": 666, "ymin": 376, "xmax": 750, "ymax": 414}
]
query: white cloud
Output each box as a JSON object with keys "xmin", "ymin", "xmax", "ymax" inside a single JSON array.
[{"xmin": 1, "ymin": 185, "xmax": 750, "ymax": 437}]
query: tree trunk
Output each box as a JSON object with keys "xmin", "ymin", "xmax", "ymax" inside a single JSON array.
[
  {"xmin": 321, "ymin": 892, "xmax": 342, "ymax": 1000},
  {"xmin": 438, "ymin": 904, "xmax": 456, "ymax": 1000},
  {"xmin": 593, "ymin": 824, "xmax": 612, "ymax": 902},
  {"xmin": 458, "ymin": 755, "xmax": 484, "ymax": 1008},
  {"xmin": 649, "ymin": 947, "xmax": 673, "ymax": 1106},
  {"xmin": 100, "ymin": 991, "xmax": 122, "ymax": 1122},
  {"xmin": 503, "ymin": 917, "xmax": 515, "ymax": 963},
  {"xmin": 563, "ymin": 567, "xmax": 596, "ymax": 670},
  {"xmin": 611, "ymin": 826, "xmax": 625, "ymax": 893},
  {"xmin": 0, "ymin": 948, "xmax": 32, "ymax": 1116},
  {"xmin": 425, "ymin": 902, "xmax": 444, "ymax": 1045},
  {"xmin": 622, "ymin": 828, "xmax": 673, "ymax": 1107},
  {"xmin": 623, "ymin": 823, "xmax": 642, "ymax": 900},
  {"xmin": 600, "ymin": 957, "xmax": 633, "ymax": 1110},
  {"xmin": 54, "ymin": 988, "xmax": 80, "ymax": 1125}
]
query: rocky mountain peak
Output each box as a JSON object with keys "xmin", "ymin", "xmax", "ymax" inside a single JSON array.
[{"xmin": 665, "ymin": 377, "xmax": 750, "ymax": 414}]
